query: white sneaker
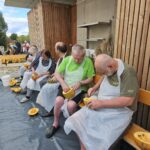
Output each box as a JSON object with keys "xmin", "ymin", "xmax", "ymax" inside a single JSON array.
[{"xmin": 20, "ymin": 97, "xmax": 29, "ymax": 103}]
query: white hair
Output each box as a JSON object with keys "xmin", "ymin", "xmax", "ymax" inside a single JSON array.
[
  {"xmin": 28, "ymin": 45, "xmax": 38, "ymax": 55},
  {"xmin": 72, "ymin": 44, "xmax": 86, "ymax": 55}
]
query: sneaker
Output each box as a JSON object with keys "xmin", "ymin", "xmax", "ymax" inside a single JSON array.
[
  {"xmin": 20, "ymin": 97, "xmax": 29, "ymax": 103},
  {"xmin": 45, "ymin": 126, "xmax": 60, "ymax": 138},
  {"xmin": 40, "ymin": 112, "xmax": 54, "ymax": 117}
]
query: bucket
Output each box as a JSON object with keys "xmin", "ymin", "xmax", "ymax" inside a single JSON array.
[{"xmin": 1, "ymin": 75, "xmax": 11, "ymax": 86}]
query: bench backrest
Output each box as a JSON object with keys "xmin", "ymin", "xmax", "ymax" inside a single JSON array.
[{"xmin": 138, "ymin": 89, "xmax": 150, "ymax": 106}]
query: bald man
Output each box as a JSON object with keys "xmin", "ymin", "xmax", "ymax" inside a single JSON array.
[{"xmin": 64, "ymin": 54, "xmax": 139, "ymax": 150}]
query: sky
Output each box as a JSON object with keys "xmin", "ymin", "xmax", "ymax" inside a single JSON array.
[{"xmin": 0, "ymin": 0, "xmax": 30, "ymax": 36}]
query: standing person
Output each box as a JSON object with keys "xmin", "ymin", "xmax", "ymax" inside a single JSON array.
[
  {"xmin": 64, "ymin": 54, "xmax": 139, "ymax": 150},
  {"xmin": 14, "ymin": 40, "xmax": 21, "ymax": 54},
  {"xmin": 45, "ymin": 44, "xmax": 95, "ymax": 138},
  {"xmin": 20, "ymin": 50, "xmax": 56, "ymax": 103},
  {"xmin": 36, "ymin": 42, "xmax": 68, "ymax": 115},
  {"xmin": 22, "ymin": 41, "xmax": 30, "ymax": 53}
]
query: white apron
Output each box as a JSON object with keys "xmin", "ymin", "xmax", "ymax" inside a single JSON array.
[
  {"xmin": 64, "ymin": 59, "xmax": 133, "ymax": 150},
  {"xmin": 36, "ymin": 82, "xmax": 59, "ymax": 112},
  {"xmin": 36, "ymin": 57, "xmax": 65, "ymax": 112},
  {"xmin": 19, "ymin": 55, "xmax": 36, "ymax": 77},
  {"xmin": 20, "ymin": 71, "xmax": 32, "ymax": 89},
  {"xmin": 61, "ymin": 56, "xmax": 85, "ymax": 118},
  {"xmin": 27, "ymin": 57, "xmax": 52, "ymax": 91}
]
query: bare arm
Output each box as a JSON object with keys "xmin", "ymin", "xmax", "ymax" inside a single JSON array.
[
  {"xmin": 92, "ymin": 76, "xmax": 104, "ymax": 91},
  {"xmin": 55, "ymin": 72, "xmax": 69, "ymax": 92},
  {"xmin": 72, "ymin": 77, "xmax": 93, "ymax": 91},
  {"xmin": 88, "ymin": 76, "xmax": 104, "ymax": 96},
  {"xmin": 27, "ymin": 57, "xmax": 33, "ymax": 62},
  {"xmin": 87, "ymin": 96, "xmax": 134, "ymax": 110},
  {"xmin": 80, "ymin": 77, "xmax": 93, "ymax": 85}
]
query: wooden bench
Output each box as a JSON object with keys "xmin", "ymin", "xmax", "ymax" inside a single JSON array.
[{"xmin": 123, "ymin": 89, "xmax": 150, "ymax": 150}]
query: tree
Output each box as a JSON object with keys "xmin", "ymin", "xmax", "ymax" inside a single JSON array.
[
  {"xmin": 10, "ymin": 33, "xmax": 18, "ymax": 40},
  {"xmin": 17, "ymin": 34, "xmax": 30, "ymax": 43},
  {"xmin": 0, "ymin": 12, "xmax": 8, "ymax": 49}
]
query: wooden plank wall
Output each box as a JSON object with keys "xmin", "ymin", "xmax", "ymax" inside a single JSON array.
[
  {"xmin": 71, "ymin": 4, "xmax": 77, "ymax": 46},
  {"xmin": 28, "ymin": 1, "xmax": 45, "ymax": 51},
  {"xmin": 114, "ymin": 0, "xmax": 150, "ymax": 130},
  {"xmin": 41, "ymin": 1, "xmax": 76, "ymax": 58}
]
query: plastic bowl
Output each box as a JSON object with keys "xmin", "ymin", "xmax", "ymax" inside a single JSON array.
[
  {"xmin": 27, "ymin": 107, "xmax": 39, "ymax": 116},
  {"xmin": 63, "ymin": 88, "xmax": 75, "ymax": 99},
  {"xmin": 134, "ymin": 131, "xmax": 150, "ymax": 150}
]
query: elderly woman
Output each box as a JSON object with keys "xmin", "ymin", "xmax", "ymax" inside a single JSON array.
[
  {"xmin": 20, "ymin": 48, "xmax": 43, "ymax": 91},
  {"xmin": 19, "ymin": 45, "xmax": 38, "ymax": 78},
  {"xmin": 64, "ymin": 54, "xmax": 139, "ymax": 150},
  {"xmin": 20, "ymin": 49, "xmax": 56, "ymax": 103},
  {"xmin": 45, "ymin": 44, "xmax": 95, "ymax": 138},
  {"xmin": 36, "ymin": 42, "xmax": 68, "ymax": 115}
]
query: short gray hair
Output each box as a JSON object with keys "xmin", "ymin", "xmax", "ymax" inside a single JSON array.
[
  {"xmin": 72, "ymin": 44, "xmax": 86, "ymax": 55},
  {"xmin": 28, "ymin": 45, "xmax": 38, "ymax": 55}
]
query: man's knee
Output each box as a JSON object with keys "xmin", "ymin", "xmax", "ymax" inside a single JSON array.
[
  {"xmin": 67, "ymin": 101, "xmax": 77, "ymax": 114},
  {"xmin": 55, "ymin": 96, "xmax": 64, "ymax": 107}
]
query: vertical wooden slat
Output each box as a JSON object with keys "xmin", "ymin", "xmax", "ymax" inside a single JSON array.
[
  {"xmin": 146, "ymin": 70, "xmax": 150, "ymax": 130},
  {"xmin": 114, "ymin": 0, "xmax": 122, "ymax": 58},
  {"xmin": 147, "ymin": 110, "xmax": 150, "ymax": 130},
  {"xmin": 137, "ymin": 0, "xmax": 150, "ymax": 85},
  {"xmin": 131, "ymin": 0, "xmax": 145, "ymax": 125},
  {"xmin": 117, "ymin": 0, "xmax": 125, "ymax": 58},
  {"xmin": 141, "ymin": 19, "xmax": 150, "ymax": 89},
  {"xmin": 133, "ymin": 0, "xmax": 146, "ymax": 71},
  {"xmin": 129, "ymin": 0, "xmax": 141, "ymax": 66},
  {"xmin": 121, "ymin": 0, "xmax": 130, "ymax": 61},
  {"xmin": 124, "ymin": 0, "xmax": 135, "ymax": 63},
  {"xmin": 41, "ymin": 2, "xmax": 74, "ymax": 59},
  {"xmin": 71, "ymin": 5, "xmax": 77, "ymax": 45},
  {"xmin": 146, "ymin": 68, "xmax": 150, "ymax": 90},
  {"xmin": 115, "ymin": 0, "xmax": 150, "ymax": 130}
]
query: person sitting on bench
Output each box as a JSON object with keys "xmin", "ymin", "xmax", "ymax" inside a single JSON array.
[
  {"xmin": 36, "ymin": 42, "xmax": 68, "ymax": 116},
  {"xmin": 64, "ymin": 54, "xmax": 139, "ymax": 150},
  {"xmin": 45, "ymin": 44, "xmax": 95, "ymax": 138}
]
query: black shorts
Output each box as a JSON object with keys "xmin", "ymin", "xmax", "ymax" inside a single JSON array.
[{"xmin": 57, "ymin": 86, "xmax": 86, "ymax": 104}]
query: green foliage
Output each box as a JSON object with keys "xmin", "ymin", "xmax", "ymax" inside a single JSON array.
[
  {"xmin": 0, "ymin": 12, "xmax": 8, "ymax": 48},
  {"xmin": 10, "ymin": 33, "xmax": 18, "ymax": 40},
  {"xmin": 17, "ymin": 34, "xmax": 30, "ymax": 43}
]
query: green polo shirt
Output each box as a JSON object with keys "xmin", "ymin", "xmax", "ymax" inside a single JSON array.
[
  {"xmin": 107, "ymin": 63, "xmax": 139, "ymax": 111},
  {"xmin": 56, "ymin": 56, "xmax": 95, "ymax": 91}
]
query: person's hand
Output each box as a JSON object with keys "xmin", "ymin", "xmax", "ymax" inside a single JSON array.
[
  {"xmin": 71, "ymin": 82, "xmax": 81, "ymax": 91},
  {"xmin": 88, "ymin": 88, "xmax": 96, "ymax": 97},
  {"xmin": 37, "ymin": 74, "xmax": 42, "ymax": 79},
  {"xmin": 87, "ymin": 99, "xmax": 102, "ymax": 110},
  {"xmin": 62, "ymin": 84, "xmax": 70, "ymax": 93},
  {"xmin": 32, "ymin": 69, "xmax": 36, "ymax": 74}
]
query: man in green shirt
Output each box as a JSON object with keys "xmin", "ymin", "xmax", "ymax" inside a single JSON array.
[
  {"xmin": 46, "ymin": 44, "xmax": 95, "ymax": 138},
  {"xmin": 64, "ymin": 54, "xmax": 139, "ymax": 150}
]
